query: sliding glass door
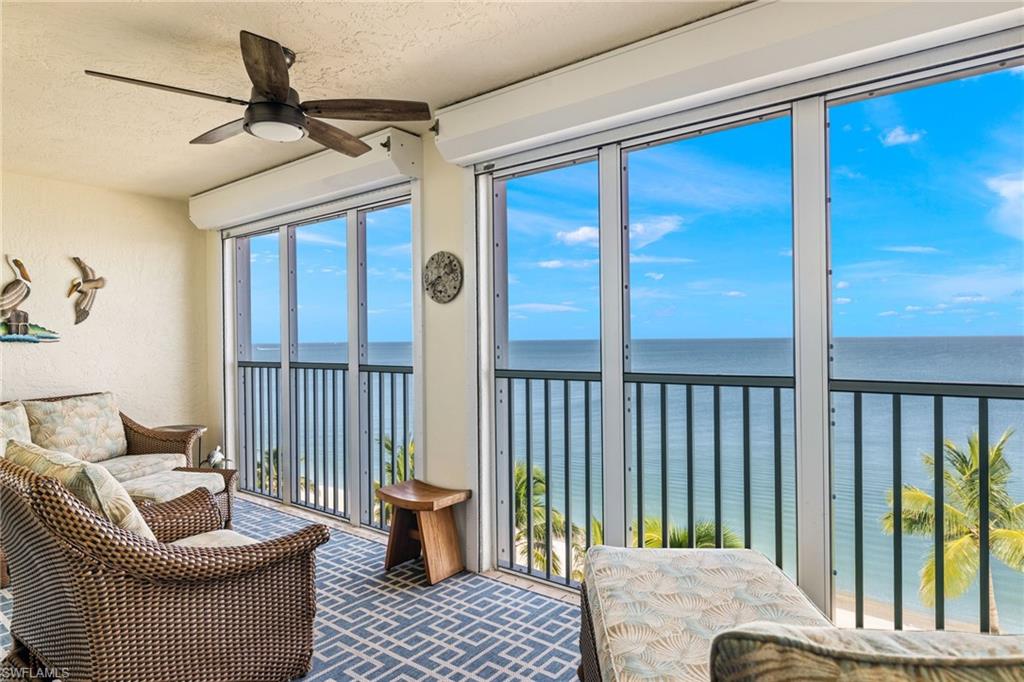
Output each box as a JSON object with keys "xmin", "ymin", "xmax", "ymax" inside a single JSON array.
[{"xmin": 231, "ymin": 191, "xmax": 417, "ymax": 529}]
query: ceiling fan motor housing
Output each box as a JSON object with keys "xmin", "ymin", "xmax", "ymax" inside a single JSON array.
[{"xmin": 243, "ymin": 101, "xmax": 308, "ymax": 142}]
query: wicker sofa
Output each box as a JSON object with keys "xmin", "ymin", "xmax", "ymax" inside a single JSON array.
[
  {"xmin": 0, "ymin": 456, "xmax": 330, "ymax": 681},
  {"xmin": 579, "ymin": 546, "xmax": 1024, "ymax": 681}
]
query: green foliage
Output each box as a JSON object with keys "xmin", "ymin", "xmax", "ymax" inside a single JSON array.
[{"xmin": 882, "ymin": 429, "xmax": 1022, "ymax": 632}]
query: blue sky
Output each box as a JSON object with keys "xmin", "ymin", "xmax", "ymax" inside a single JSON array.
[
  {"xmin": 248, "ymin": 203, "xmax": 412, "ymax": 356},
  {"xmin": 503, "ymin": 66, "xmax": 1023, "ymax": 342},
  {"xmin": 249, "ymin": 66, "xmax": 1022, "ymax": 354}
]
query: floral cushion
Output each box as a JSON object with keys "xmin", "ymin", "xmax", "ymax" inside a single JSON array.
[
  {"xmin": 23, "ymin": 393, "xmax": 127, "ymax": 463},
  {"xmin": 97, "ymin": 453, "xmax": 187, "ymax": 482},
  {"xmin": 5, "ymin": 440, "xmax": 155, "ymax": 541},
  {"xmin": 171, "ymin": 529, "xmax": 256, "ymax": 548},
  {"xmin": 584, "ymin": 546, "xmax": 830, "ymax": 682},
  {"xmin": 0, "ymin": 401, "xmax": 31, "ymax": 455},
  {"xmin": 122, "ymin": 471, "xmax": 225, "ymax": 505},
  {"xmin": 711, "ymin": 622, "xmax": 1024, "ymax": 681}
]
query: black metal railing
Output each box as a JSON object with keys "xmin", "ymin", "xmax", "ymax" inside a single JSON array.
[
  {"xmin": 291, "ymin": 363, "xmax": 348, "ymax": 518},
  {"xmin": 626, "ymin": 373, "xmax": 795, "ymax": 568},
  {"xmin": 237, "ymin": 361, "xmax": 282, "ymax": 499},
  {"xmin": 496, "ymin": 369, "xmax": 603, "ymax": 586},
  {"xmin": 831, "ymin": 379, "xmax": 1024, "ymax": 633},
  {"xmin": 363, "ymin": 365, "xmax": 415, "ymax": 531}
]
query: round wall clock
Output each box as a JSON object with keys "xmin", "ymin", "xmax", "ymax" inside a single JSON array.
[{"xmin": 423, "ymin": 251, "xmax": 463, "ymax": 303}]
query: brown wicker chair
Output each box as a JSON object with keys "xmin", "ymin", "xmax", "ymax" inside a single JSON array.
[{"xmin": 0, "ymin": 457, "xmax": 330, "ymax": 682}]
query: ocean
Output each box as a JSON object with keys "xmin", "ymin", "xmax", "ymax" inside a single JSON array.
[{"xmin": 252, "ymin": 336, "xmax": 1024, "ymax": 632}]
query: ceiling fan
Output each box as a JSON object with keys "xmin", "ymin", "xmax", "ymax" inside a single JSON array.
[{"xmin": 85, "ymin": 30, "xmax": 431, "ymax": 157}]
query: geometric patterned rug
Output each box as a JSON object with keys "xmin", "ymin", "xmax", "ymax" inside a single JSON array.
[{"xmin": 0, "ymin": 499, "xmax": 581, "ymax": 681}]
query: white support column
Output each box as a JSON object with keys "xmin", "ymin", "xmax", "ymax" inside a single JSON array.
[
  {"xmin": 346, "ymin": 208, "xmax": 365, "ymax": 526},
  {"xmin": 463, "ymin": 168, "xmax": 483, "ymax": 572},
  {"xmin": 479, "ymin": 172, "xmax": 502, "ymax": 572},
  {"xmin": 411, "ymin": 180, "xmax": 427, "ymax": 479},
  {"xmin": 792, "ymin": 96, "xmax": 833, "ymax": 617},
  {"xmin": 279, "ymin": 228, "xmax": 294, "ymax": 506},
  {"xmin": 598, "ymin": 143, "xmax": 628, "ymax": 548},
  {"xmin": 221, "ymin": 237, "xmax": 238, "ymax": 475}
]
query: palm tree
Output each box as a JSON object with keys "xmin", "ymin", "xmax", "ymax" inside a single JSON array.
[
  {"xmin": 882, "ymin": 429, "xmax": 1024, "ymax": 633},
  {"xmin": 513, "ymin": 461, "xmax": 567, "ymax": 575},
  {"xmin": 569, "ymin": 516, "xmax": 742, "ymax": 582},
  {"xmin": 373, "ymin": 437, "xmax": 415, "ymax": 524}
]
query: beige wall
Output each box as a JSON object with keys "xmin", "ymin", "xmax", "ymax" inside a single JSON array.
[{"xmin": 0, "ymin": 173, "xmax": 214, "ymax": 443}]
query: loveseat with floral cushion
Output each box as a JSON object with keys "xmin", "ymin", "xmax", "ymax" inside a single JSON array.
[
  {"xmin": 579, "ymin": 545, "xmax": 1024, "ymax": 681},
  {"xmin": 0, "ymin": 392, "xmax": 235, "ymax": 586}
]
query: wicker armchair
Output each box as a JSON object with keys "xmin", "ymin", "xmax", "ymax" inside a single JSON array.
[{"xmin": 0, "ymin": 458, "xmax": 330, "ymax": 682}]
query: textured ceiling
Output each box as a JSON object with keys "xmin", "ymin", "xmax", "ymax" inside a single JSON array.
[{"xmin": 1, "ymin": 1, "xmax": 739, "ymax": 199}]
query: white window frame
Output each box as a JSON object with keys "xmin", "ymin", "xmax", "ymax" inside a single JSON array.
[{"xmin": 476, "ymin": 35, "xmax": 1024, "ymax": 614}]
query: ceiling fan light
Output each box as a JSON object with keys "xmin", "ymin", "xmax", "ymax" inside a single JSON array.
[{"xmin": 247, "ymin": 119, "xmax": 305, "ymax": 142}]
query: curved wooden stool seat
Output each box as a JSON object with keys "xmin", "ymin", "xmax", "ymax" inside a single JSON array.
[{"xmin": 376, "ymin": 479, "xmax": 471, "ymax": 585}]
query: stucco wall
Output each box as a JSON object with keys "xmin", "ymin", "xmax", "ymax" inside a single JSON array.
[{"xmin": 0, "ymin": 172, "xmax": 213, "ymax": 443}]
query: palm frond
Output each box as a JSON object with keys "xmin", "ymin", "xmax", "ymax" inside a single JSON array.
[
  {"xmin": 990, "ymin": 528, "xmax": 1024, "ymax": 571},
  {"xmin": 919, "ymin": 534, "xmax": 979, "ymax": 606}
]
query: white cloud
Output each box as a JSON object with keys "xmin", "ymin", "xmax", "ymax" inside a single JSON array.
[
  {"xmin": 778, "ymin": 249, "xmax": 793, "ymax": 257},
  {"xmin": 555, "ymin": 226, "xmax": 600, "ymax": 247},
  {"xmin": 904, "ymin": 305, "xmax": 923, "ymax": 312},
  {"xmin": 296, "ymin": 231, "xmax": 345, "ymax": 248},
  {"xmin": 879, "ymin": 310, "xmax": 898, "ymax": 317},
  {"xmin": 370, "ymin": 242, "xmax": 411, "ymax": 257},
  {"xmin": 836, "ymin": 281, "xmax": 850, "ymax": 289},
  {"xmin": 985, "ymin": 172, "xmax": 1024, "ymax": 240},
  {"xmin": 833, "ymin": 166, "xmax": 864, "ymax": 180},
  {"xmin": 834, "ymin": 297, "xmax": 852, "ymax": 305},
  {"xmin": 630, "ymin": 216, "xmax": 683, "ymax": 248},
  {"xmin": 841, "ymin": 124, "xmax": 853, "ymax": 132},
  {"xmin": 644, "ymin": 272, "xmax": 665, "ymax": 281},
  {"xmin": 722, "ymin": 291, "xmax": 746, "ymax": 298},
  {"xmin": 536, "ymin": 259, "xmax": 598, "ymax": 269},
  {"xmin": 881, "ymin": 126, "xmax": 924, "ymax": 146},
  {"xmin": 880, "ymin": 245, "xmax": 940, "ymax": 254},
  {"xmin": 510, "ymin": 303, "xmax": 583, "ymax": 313},
  {"xmin": 630, "ymin": 254, "xmax": 695, "ymax": 264},
  {"xmin": 953, "ymin": 294, "xmax": 990, "ymax": 303}
]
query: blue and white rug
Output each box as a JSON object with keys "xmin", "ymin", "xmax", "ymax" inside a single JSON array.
[{"xmin": 0, "ymin": 499, "xmax": 581, "ymax": 681}]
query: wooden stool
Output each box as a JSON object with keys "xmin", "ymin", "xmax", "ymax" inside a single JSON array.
[{"xmin": 376, "ymin": 479, "xmax": 471, "ymax": 585}]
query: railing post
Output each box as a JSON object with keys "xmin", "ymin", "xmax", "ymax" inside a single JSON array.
[
  {"xmin": 599, "ymin": 142, "xmax": 628, "ymax": 548},
  {"xmin": 279, "ymin": 228, "xmax": 293, "ymax": 506},
  {"xmin": 792, "ymin": 96, "xmax": 832, "ymax": 617}
]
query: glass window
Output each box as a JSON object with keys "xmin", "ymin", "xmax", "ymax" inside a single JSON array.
[
  {"xmin": 294, "ymin": 216, "xmax": 347, "ymax": 363},
  {"xmin": 829, "ymin": 67, "xmax": 1024, "ymax": 384},
  {"xmin": 625, "ymin": 115, "xmax": 794, "ymax": 375},
  {"xmin": 504, "ymin": 160, "xmax": 601, "ymax": 371},
  {"xmin": 365, "ymin": 202, "xmax": 413, "ymax": 366},
  {"xmin": 246, "ymin": 231, "xmax": 281, "ymax": 362}
]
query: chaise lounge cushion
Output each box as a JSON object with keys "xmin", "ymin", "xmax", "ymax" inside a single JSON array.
[
  {"xmin": 22, "ymin": 392, "xmax": 127, "ymax": 463},
  {"xmin": 97, "ymin": 452, "xmax": 188, "ymax": 482},
  {"xmin": 0, "ymin": 401, "xmax": 31, "ymax": 455},
  {"xmin": 171, "ymin": 529, "xmax": 258, "ymax": 548},
  {"xmin": 5, "ymin": 440, "xmax": 156, "ymax": 541},
  {"xmin": 710, "ymin": 622, "xmax": 1024, "ymax": 681},
  {"xmin": 584, "ymin": 546, "xmax": 830, "ymax": 681},
  {"xmin": 122, "ymin": 470, "xmax": 226, "ymax": 505}
]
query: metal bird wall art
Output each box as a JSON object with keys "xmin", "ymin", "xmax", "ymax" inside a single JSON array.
[
  {"xmin": 0, "ymin": 255, "xmax": 31, "ymax": 320},
  {"xmin": 67, "ymin": 257, "xmax": 106, "ymax": 324}
]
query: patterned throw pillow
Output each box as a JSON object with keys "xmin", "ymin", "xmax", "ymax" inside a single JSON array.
[
  {"xmin": 22, "ymin": 392, "xmax": 128, "ymax": 463},
  {"xmin": 5, "ymin": 440, "xmax": 156, "ymax": 541},
  {"xmin": 1, "ymin": 402, "xmax": 32, "ymax": 455}
]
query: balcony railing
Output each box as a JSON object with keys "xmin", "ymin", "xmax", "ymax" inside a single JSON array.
[
  {"xmin": 495, "ymin": 369, "xmax": 604, "ymax": 586},
  {"xmin": 625, "ymin": 373, "xmax": 795, "ymax": 571},
  {"xmin": 237, "ymin": 361, "xmax": 282, "ymax": 499},
  {"xmin": 362, "ymin": 365, "xmax": 415, "ymax": 531},
  {"xmin": 291, "ymin": 363, "xmax": 348, "ymax": 518},
  {"xmin": 831, "ymin": 379, "xmax": 1024, "ymax": 633}
]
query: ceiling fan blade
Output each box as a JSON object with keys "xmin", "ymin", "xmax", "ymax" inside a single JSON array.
[
  {"xmin": 239, "ymin": 30, "xmax": 290, "ymax": 102},
  {"xmin": 301, "ymin": 99, "xmax": 432, "ymax": 121},
  {"xmin": 190, "ymin": 119, "xmax": 246, "ymax": 144},
  {"xmin": 84, "ymin": 70, "xmax": 249, "ymax": 106},
  {"xmin": 306, "ymin": 118, "xmax": 372, "ymax": 157}
]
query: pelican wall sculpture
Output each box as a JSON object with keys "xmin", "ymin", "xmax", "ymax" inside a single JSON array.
[
  {"xmin": 0, "ymin": 255, "xmax": 58, "ymax": 343},
  {"xmin": 67, "ymin": 257, "xmax": 106, "ymax": 324}
]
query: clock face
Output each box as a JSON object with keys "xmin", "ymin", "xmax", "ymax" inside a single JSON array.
[{"xmin": 423, "ymin": 251, "xmax": 463, "ymax": 303}]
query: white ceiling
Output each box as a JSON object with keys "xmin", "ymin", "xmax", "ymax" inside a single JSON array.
[{"xmin": 2, "ymin": 1, "xmax": 739, "ymax": 199}]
